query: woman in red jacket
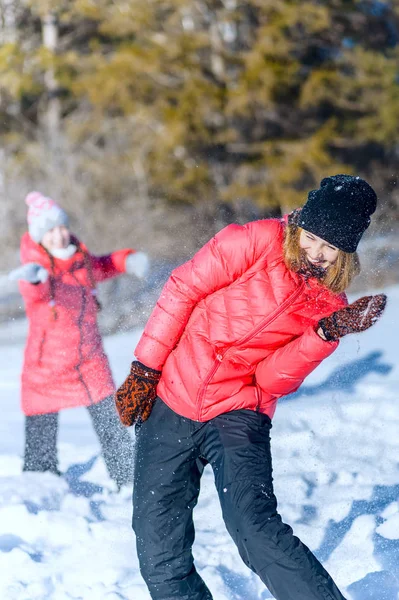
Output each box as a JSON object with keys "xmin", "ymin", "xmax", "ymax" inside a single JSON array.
[
  {"xmin": 10, "ymin": 191, "xmax": 149, "ymax": 489},
  {"xmin": 116, "ymin": 175, "xmax": 386, "ymax": 599}
]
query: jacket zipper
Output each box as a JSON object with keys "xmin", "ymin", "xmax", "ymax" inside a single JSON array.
[
  {"xmin": 196, "ymin": 281, "xmax": 306, "ymax": 420},
  {"xmin": 255, "ymin": 382, "xmax": 261, "ymax": 411}
]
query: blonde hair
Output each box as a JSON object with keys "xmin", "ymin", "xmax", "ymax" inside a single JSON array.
[{"xmin": 283, "ymin": 223, "xmax": 360, "ymax": 294}]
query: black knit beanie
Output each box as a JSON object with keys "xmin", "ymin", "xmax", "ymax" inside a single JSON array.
[{"xmin": 299, "ymin": 174, "xmax": 377, "ymax": 253}]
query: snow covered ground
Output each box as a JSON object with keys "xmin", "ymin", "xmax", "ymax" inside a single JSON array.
[{"xmin": 1, "ymin": 285, "xmax": 399, "ymax": 600}]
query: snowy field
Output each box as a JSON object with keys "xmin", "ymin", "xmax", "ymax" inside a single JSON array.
[{"xmin": 1, "ymin": 285, "xmax": 399, "ymax": 600}]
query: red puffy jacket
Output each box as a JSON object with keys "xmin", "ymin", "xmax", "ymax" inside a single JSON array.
[
  {"xmin": 19, "ymin": 233, "xmax": 133, "ymax": 416},
  {"xmin": 135, "ymin": 219, "xmax": 346, "ymax": 421}
]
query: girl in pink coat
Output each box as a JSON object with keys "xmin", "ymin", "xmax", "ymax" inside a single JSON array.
[
  {"xmin": 10, "ymin": 192, "xmax": 149, "ymax": 489},
  {"xmin": 116, "ymin": 175, "xmax": 386, "ymax": 599}
]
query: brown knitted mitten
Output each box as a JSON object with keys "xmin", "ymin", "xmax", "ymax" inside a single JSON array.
[
  {"xmin": 115, "ymin": 361, "xmax": 161, "ymax": 427},
  {"xmin": 318, "ymin": 294, "xmax": 387, "ymax": 341}
]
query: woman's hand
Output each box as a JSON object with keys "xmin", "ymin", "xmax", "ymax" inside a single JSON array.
[
  {"xmin": 317, "ymin": 327, "xmax": 327, "ymax": 341},
  {"xmin": 8, "ymin": 263, "xmax": 49, "ymax": 284},
  {"xmin": 318, "ymin": 294, "xmax": 387, "ymax": 341},
  {"xmin": 125, "ymin": 252, "xmax": 150, "ymax": 279},
  {"xmin": 115, "ymin": 361, "xmax": 161, "ymax": 426}
]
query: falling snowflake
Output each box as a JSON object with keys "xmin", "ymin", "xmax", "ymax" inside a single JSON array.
[{"xmin": 334, "ymin": 185, "xmax": 343, "ymax": 191}]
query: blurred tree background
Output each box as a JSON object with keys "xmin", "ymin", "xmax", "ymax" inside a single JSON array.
[{"xmin": 1, "ymin": 0, "xmax": 399, "ymax": 327}]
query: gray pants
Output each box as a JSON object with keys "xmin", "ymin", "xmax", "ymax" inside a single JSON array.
[{"xmin": 23, "ymin": 396, "xmax": 133, "ymax": 488}]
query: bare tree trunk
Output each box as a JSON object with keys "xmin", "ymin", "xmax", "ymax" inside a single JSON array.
[
  {"xmin": 0, "ymin": 0, "xmax": 18, "ymax": 43},
  {"xmin": 41, "ymin": 11, "xmax": 61, "ymax": 143}
]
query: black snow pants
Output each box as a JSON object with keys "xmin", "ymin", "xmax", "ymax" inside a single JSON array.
[
  {"xmin": 23, "ymin": 395, "xmax": 133, "ymax": 487},
  {"xmin": 133, "ymin": 398, "xmax": 347, "ymax": 600}
]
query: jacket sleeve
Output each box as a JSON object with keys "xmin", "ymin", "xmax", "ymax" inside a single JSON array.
[
  {"xmin": 90, "ymin": 249, "xmax": 133, "ymax": 282},
  {"xmin": 135, "ymin": 220, "xmax": 279, "ymax": 370},
  {"xmin": 255, "ymin": 326, "xmax": 339, "ymax": 397}
]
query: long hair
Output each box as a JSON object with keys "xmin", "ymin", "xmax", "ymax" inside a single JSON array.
[
  {"xmin": 40, "ymin": 237, "xmax": 101, "ymax": 320},
  {"xmin": 283, "ymin": 223, "xmax": 360, "ymax": 294}
]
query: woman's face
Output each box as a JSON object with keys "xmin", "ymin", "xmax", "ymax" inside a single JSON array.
[
  {"xmin": 41, "ymin": 225, "xmax": 70, "ymax": 252},
  {"xmin": 299, "ymin": 229, "xmax": 339, "ymax": 268}
]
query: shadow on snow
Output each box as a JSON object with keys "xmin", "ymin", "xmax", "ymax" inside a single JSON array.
[
  {"xmin": 281, "ymin": 350, "xmax": 392, "ymax": 402},
  {"xmin": 281, "ymin": 349, "xmax": 398, "ymax": 598},
  {"xmin": 63, "ymin": 455, "xmax": 106, "ymax": 521}
]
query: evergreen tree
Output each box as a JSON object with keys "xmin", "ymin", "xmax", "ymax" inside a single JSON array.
[{"xmin": 1, "ymin": 0, "xmax": 399, "ymax": 216}]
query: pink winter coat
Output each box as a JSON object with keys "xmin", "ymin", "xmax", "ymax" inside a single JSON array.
[
  {"xmin": 19, "ymin": 233, "xmax": 133, "ymax": 416},
  {"xmin": 135, "ymin": 218, "xmax": 346, "ymax": 422}
]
